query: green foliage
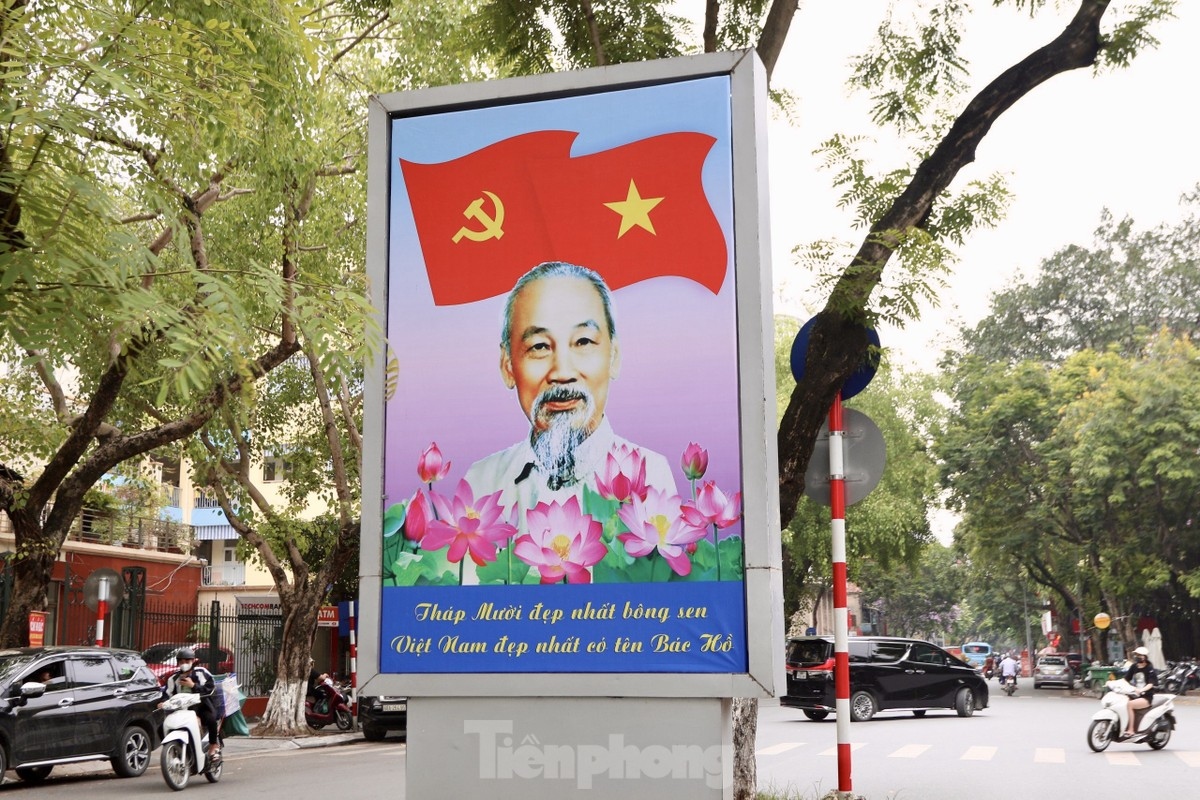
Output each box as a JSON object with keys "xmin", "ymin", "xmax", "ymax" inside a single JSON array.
[
  {"xmin": 941, "ymin": 197, "xmax": 1200, "ymax": 652},
  {"xmin": 774, "ymin": 314, "xmax": 939, "ymax": 620}
]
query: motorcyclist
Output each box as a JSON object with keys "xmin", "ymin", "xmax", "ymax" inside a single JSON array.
[
  {"xmin": 999, "ymin": 652, "xmax": 1019, "ymax": 685},
  {"xmin": 1122, "ymin": 645, "xmax": 1158, "ymax": 738},
  {"xmin": 160, "ymin": 647, "xmax": 222, "ymax": 761}
]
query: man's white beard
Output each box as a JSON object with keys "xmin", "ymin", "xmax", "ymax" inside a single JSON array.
[{"xmin": 530, "ymin": 387, "xmax": 593, "ymax": 490}]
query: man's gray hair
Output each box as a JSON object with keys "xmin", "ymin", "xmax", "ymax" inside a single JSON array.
[{"xmin": 501, "ymin": 261, "xmax": 617, "ymax": 355}]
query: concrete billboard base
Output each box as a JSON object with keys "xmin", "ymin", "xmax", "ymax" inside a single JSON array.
[{"xmin": 407, "ymin": 696, "xmax": 732, "ymax": 799}]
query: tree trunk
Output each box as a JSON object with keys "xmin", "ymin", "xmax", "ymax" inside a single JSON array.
[
  {"xmin": 255, "ymin": 581, "xmax": 324, "ymax": 736},
  {"xmin": 731, "ymin": 697, "xmax": 758, "ymax": 800}
]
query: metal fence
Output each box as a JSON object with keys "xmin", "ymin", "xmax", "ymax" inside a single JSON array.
[{"xmin": 56, "ymin": 594, "xmax": 283, "ymax": 697}]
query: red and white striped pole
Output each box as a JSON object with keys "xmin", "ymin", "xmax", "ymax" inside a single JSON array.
[
  {"xmin": 348, "ymin": 601, "xmax": 358, "ymax": 716},
  {"xmin": 95, "ymin": 576, "xmax": 109, "ymax": 647},
  {"xmin": 828, "ymin": 395, "xmax": 852, "ymax": 794}
]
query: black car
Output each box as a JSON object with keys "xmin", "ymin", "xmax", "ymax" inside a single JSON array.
[
  {"xmin": 781, "ymin": 635, "xmax": 990, "ymax": 722},
  {"xmin": 358, "ymin": 695, "xmax": 407, "ymax": 741},
  {"xmin": 0, "ymin": 646, "xmax": 163, "ymax": 782}
]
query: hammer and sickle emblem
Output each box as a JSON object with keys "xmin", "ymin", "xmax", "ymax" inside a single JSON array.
[{"xmin": 452, "ymin": 190, "xmax": 505, "ymax": 243}]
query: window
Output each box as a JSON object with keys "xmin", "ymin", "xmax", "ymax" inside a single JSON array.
[
  {"xmin": 70, "ymin": 656, "xmax": 117, "ymax": 687},
  {"xmin": 909, "ymin": 643, "xmax": 945, "ymax": 665},
  {"xmin": 262, "ymin": 457, "xmax": 292, "ymax": 483},
  {"xmin": 871, "ymin": 642, "xmax": 908, "ymax": 663}
]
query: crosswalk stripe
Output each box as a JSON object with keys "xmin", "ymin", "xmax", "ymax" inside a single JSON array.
[
  {"xmin": 961, "ymin": 746, "xmax": 996, "ymax": 761},
  {"xmin": 1105, "ymin": 751, "xmax": 1140, "ymax": 766},
  {"xmin": 889, "ymin": 744, "xmax": 930, "ymax": 759},
  {"xmin": 818, "ymin": 742, "xmax": 866, "ymax": 756},
  {"xmin": 757, "ymin": 743, "xmax": 804, "ymax": 756},
  {"xmin": 1174, "ymin": 751, "xmax": 1200, "ymax": 767},
  {"xmin": 1033, "ymin": 748, "xmax": 1065, "ymax": 763}
]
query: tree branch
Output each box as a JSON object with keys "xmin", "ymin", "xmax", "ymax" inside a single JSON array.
[{"xmin": 779, "ymin": 0, "xmax": 1113, "ymax": 529}]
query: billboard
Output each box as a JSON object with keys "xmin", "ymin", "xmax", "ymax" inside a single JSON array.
[{"xmin": 361, "ymin": 51, "xmax": 782, "ymax": 698}]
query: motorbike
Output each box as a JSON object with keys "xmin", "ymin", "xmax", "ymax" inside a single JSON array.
[
  {"xmin": 159, "ymin": 693, "xmax": 223, "ymax": 790},
  {"xmin": 1162, "ymin": 660, "xmax": 1200, "ymax": 695},
  {"xmin": 999, "ymin": 673, "xmax": 1018, "ymax": 696},
  {"xmin": 305, "ymin": 677, "xmax": 354, "ymax": 731},
  {"xmin": 1087, "ymin": 679, "xmax": 1175, "ymax": 752}
]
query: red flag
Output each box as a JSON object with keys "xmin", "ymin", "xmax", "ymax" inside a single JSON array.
[{"xmin": 399, "ymin": 131, "xmax": 728, "ymax": 305}]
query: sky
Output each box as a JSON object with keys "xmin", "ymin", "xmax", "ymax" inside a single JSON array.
[{"xmin": 762, "ymin": 1, "xmax": 1200, "ymax": 370}]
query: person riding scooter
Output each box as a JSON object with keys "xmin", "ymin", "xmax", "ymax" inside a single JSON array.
[
  {"xmin": 999, "ymin": 651, "xmax": 1020, "ymax": 688},
  {"xmin": 1122, "ymin": 646, "xmax": 1158, "ymax": 738},
  {"xmin": 160, "ymin": 647, "xmax": 222, "ymax": 762}
]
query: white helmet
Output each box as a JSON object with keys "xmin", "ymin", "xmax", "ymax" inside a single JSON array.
[{"xmin": 1133, "ymin": 646, "xmax": 1149, "ymax": 657}]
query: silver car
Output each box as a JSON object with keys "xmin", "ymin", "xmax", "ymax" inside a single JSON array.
[{"xmin": 1033, "ymin": 654, "xmax": 1073, "ymax": 689}]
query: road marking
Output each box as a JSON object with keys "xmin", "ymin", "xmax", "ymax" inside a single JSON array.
[
  {"xmin": 1175, "ymin": 751, "xmax": 1200, "ymax": 767},
  {"xmin": 757, "ymin": 743, "xmax": 804, "ymax": 756},
  {"xmin": 818, "ymin": 742, "xmax": 866, "ymax": 756},
  {"xmin": 961, "ymin": 746, "xmax": 997, "ymax": 761},
  {"xmin": 1105, "ymin": 751, "xmax": 1141, "ymax": 766},
  {"xmin": 888, "ymin": 744, "xmax": 930, "ymax": 759},
  {"xmin": 1034, "ymin": 748, "xmax": 1065, "ymax": 763}
]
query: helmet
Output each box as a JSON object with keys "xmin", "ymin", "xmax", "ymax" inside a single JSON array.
[
  {"xmin": 1133, "ymin": 646, "xmax": 1149, "ymax": 657},
  {"xmin": 176, "ymin": 647, "xmax": 196, "ymax": 661}
]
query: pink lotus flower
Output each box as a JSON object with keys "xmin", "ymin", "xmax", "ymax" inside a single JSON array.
[
  {"xmin": 594, "ymin": 444, "xmax": 649, "ymax": 503},
  {"xmin": 422, "ymin": 480, "xmax": 515, "ymax": 566},
  {"xmin": 513, "ymin": 497, "xmax": 606, "ymax": 584},
  {"xmin": 680, "ymin": 481, "xmax": 743, "ymax": 530},
  {"xmin": 405, "ymin": 489, "xmax": 432, "ymax": 544},
  {"xmin": 680, "ymin": 442, "xmax": 709, "ymax": 480},
  {"xmin": 417, "ymin": 442, "xmax": 451, "ymax": 483},
  {"xmin": 617, "ymin": 487, "xmax": 707, "ymax": 576}
]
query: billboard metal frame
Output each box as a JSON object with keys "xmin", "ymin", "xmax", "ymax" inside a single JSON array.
[{"xmin": 360, "ymin": 49, "xmax": 782, "ymax": 699}]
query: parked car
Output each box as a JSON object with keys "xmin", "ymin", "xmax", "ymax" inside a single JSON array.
[
  {"xmin": 0, "ymin": 646, "xmax": 163, "ymax": 782},
  {"xmin": 781, "ymin": 635, "xmax": 989, "ymax": 722},
  {"xmin": 1033, "ymin": 654, "xmax": 1074, "ymax": 689},
  {"xmin": 358, "ymin": 694, "xmax": 408, "ymax": 741},
  {"xmin": 141, "ymin": 642, "xmax": 235, "ymax": 682}
]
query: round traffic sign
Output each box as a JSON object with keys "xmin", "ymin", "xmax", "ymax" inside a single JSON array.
[{"xmin": 789, "ymin": 317, "xmax": 881, "ymax": 400}]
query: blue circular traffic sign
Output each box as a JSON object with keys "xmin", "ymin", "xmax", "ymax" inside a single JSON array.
[{"xmin": 789, "ymin": 317, "xmax": 881, "ymax": 400}]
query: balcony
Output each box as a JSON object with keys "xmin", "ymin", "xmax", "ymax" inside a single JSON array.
[
  {"xmin": 202, "ymin": 563, "xmax": 246, "ymax": 586},
  {"xmin": 65, "ymin": 507, "xmax": 196, "ymax": 554}
]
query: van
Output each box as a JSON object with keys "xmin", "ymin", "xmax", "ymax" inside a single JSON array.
[
  {"xmin": 781, "ymin": 635, "xmax": 989, "ymax": 722},
  {"xmin": 961, "ymin": 641, "xmax": 992, "ymax": 669}
]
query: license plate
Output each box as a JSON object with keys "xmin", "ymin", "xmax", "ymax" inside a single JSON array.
[{"xmin": 382, "ymin": 703, "xmax": 406, "ymax": 712}]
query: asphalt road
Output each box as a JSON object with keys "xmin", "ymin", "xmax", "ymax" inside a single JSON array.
[
  {"xmin": 756, "ymin": 685, "xmax": 1200, "ymax": 799},
  {"xmin": 8, "ymin": 687, "xmax": 1199, "ymax": 799}
]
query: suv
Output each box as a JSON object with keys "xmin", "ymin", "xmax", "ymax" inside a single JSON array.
[
  {"xmin": 782, "ymin": 636, "xmax": 989, "ymax": 722},
  {"xmin": 141, "ymin": 642, "xmax": 235, "ymax": 682},
  {"xmin": 0, "ymin": 646, "xmax": 163, "ymax": 782},
  {"xmin": 358, "ymin": 695, "xmax": 407, "ymax": 741},
  {"xmin": 1034, "ymin": 654, "xmax": 1074, "ymax": 689}
]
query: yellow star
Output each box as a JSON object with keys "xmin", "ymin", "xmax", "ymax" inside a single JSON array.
[{"xmin": 604, "ymin": 180, "xmax": 664, "ymax": 238}]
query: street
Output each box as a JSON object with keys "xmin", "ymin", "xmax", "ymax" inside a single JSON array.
[
  {"xmin": 6, "ymin": 688, "xmax": 1198, "ymax": 799},
  {"xmin": 757, "ymin": 686, "xmax": 1200, "ymax": 799}
]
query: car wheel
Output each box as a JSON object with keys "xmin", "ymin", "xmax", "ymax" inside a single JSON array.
[
  {"xmin": 112, "ymin": 725, "xmax": 152, "ymax": 778},
  {"xmin": 16, "ymin": 765, "xmax": 53, "ymax": 782},
  {"xmin": 363, "ymin": 725, "xmax": 387, "ymax": 742},
  {"xmin": 955, "ymin": 687, "xmax": 975, "ymax": 717},
  {"xmin": 802, "ymin": 710, "xmax": 829, "ymax": 721},
  {"xmin": 911, "ymin": 710, "xmax": 927, "ymax": 717},
  {"xmin": 1087, "ymin": 719, "xmax": 1113, "ymax": 752},
  {"xmin": 849, "ymin": 691, "xmax": 876, "ymax": 722},
  {"xmin": 161, "ymin": 740, "xmax": 190, "ymax": 791}
]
